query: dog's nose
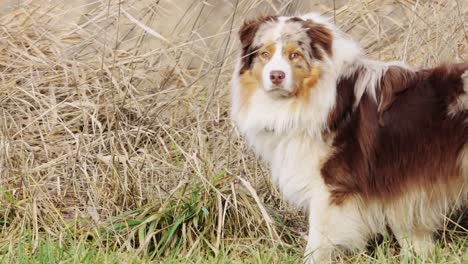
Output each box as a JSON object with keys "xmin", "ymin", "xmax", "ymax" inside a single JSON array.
[{"xmin": 270, "ymin": 71, "xmax": 285, "ymax": 85}]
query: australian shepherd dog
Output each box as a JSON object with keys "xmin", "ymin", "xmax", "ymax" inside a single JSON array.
[{"xmin": 230, "ymin": 13, "xmax": 467, "ymax": 263}]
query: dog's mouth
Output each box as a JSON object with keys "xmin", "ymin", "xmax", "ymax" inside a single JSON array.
[{"xmin": 267, "ymin": 86, "xmax": 298, "ymax": 98}]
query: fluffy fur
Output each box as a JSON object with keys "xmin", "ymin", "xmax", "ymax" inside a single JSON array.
[{"xmin": 231, "ymin": 12, "xmax": 468, "ymax": 263}]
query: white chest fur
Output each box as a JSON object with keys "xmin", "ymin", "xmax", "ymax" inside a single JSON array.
[{"xmin": 245, "ymin": 130, "xmax": 332, "ymax": 210}]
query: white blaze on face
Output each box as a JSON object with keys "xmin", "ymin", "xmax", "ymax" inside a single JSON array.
[{"xmin": 261, "ymin": 18, "xmax": 293, "ymax": 94}]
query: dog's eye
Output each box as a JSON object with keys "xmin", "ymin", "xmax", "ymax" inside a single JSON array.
[
  {"xmin": 260, "ymin": 51, "xmax": 270, "ymax": 59},
  {"xmin": 289, "ymin": 52, "xmax": 301, "ymax": 60}
]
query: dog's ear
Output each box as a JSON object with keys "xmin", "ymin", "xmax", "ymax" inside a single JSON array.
[
  {"xmin": 302, "ymin": 19, "xmax": 333, "ymax": 60},
  {"xmin": 239, "ymin": 15, "xmax": 275, "ymax": 50},
  {"xmin": 238, "ymin": 16, "xmax": 276, "ymax": 73},
  {"xmin": 238, "ymin": 19, "xmax": 259, "ymax": 51},
  {"xmin": 377, "ymin": 66, "xmax": 414, "ymax": 126}
]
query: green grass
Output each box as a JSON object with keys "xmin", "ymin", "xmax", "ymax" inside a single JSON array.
[
  {"xmin": 1, "ymin": 232, "xmax": 144, "ymax": 264},
  {"xmin": 1, "ymin": 220, "xmax": 467, "ymax": 264},
  {"xmin": 1, "ymin": 171, "xmax": 466, "ymax": 263}
]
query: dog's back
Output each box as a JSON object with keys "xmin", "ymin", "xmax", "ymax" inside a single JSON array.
[
  {"xmin": 322, "ymin": 64, "xmax": 468, "ymax": 255},
  {"xmin": 323, "ymin": 63, "xmax": 468, "ymax": 204}
]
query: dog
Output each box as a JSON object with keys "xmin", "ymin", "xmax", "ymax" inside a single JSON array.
[{"xmin": 230, "ymin": 12, "xmax": 468, "ymax": 263}]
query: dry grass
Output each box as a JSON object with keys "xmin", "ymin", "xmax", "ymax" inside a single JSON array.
[{"xmin": 0, "ymin": 0, "xmax": 466, "ymax": 263}]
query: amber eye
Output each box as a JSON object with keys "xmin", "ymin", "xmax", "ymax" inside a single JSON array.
[
  {"xmin": 289, "ymin": 52, "xmax": 301, "ymax": 60},
  {"xmin": 260, "ymin": 51, "xmax": 270, "ymax": 59}
]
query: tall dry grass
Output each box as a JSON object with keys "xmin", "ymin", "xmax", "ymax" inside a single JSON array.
[{"xmin": 0, "ymin": 0, "xmax": 466, "ymax": 262}]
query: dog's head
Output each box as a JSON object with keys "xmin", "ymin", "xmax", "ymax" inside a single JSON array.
[
  {"xmin": 238, "ymin": 15, "xmax": 333, "ymax": 99},
  {"xmin": 232, "ymin": 13, "xmax": 362, "ymax": 136}
]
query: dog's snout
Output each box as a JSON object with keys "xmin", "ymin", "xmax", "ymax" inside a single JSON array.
[{"xmin": 270, "ymin": 71, "xmax": 285, "ymax": 85}]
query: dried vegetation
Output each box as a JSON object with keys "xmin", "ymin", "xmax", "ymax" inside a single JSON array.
[{"xmin": 0, "ymin": 0, "xmax": 466, "ymax": 262}]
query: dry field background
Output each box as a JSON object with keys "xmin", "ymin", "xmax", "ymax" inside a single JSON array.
[{"xmin": 0, "ymin": 0, "xmax": 467, "ymax": 263}]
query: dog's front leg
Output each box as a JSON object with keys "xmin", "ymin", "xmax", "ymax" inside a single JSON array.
[
  {"xmin": 304, "ymin": 194, "xmax": 333, "ymax": 263},
  {"xmin": 304, "ymin": 195, "xmax": 368, "ymax": 263}
]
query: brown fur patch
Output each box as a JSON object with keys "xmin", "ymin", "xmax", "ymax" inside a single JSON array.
[
  {"xmin": 238, "ymin": 70, "xmax": 260, "ymax": 111},
  {"xmin": 260, "ymin": 41, "xmax": 276, "ymax": 60},
  {"xmin": 327, "ymin": 74, "xmax": 357, "ymax": 131},
  {"xmin": 287, "ymin": 17, "xmax": 333, "ymax": 60},
  {"xmin": 238, "ymin": 41, "xmax": 280, "ymax": 111},
  {"xmin": 284, "ymin": 42, "xmax": 300, "ymax": 57},
  {"xmin": 460, "ymin": 144, "xmax": 468, "ymax": 178},
  {"xmin": 238, "ymin": 16, "xmax": 277, "ymax": 74},
  {"xmin": 302, "ymin": 20, "xmax": 333, "ymax": 59},
  {"xmin": 298, "ymin": 65, "xmax": 321, "ymax": 99},
  {"xmin": 302, "ymin": 66, "xmax": 321, "ymax": 91},
  {"xmin": 322, "ymin": 63, "xmax": 468, "ymax": 205},
  {"xmin": 290, "ymin": 64, "xmax": 321, "ymax": 109},
  {"xmin": 283, "ymin": 42, "xmax": 322, "ymax": 107},
  {"xmin": 377, "ymin": 66, "xmax": 416, "ymax": 126}
]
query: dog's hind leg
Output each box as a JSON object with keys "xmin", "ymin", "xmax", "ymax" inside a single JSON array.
[{"xmin": 391, "ymin": 225, "xmax": 435, "ymax": 259}]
